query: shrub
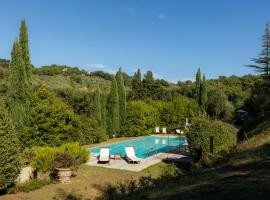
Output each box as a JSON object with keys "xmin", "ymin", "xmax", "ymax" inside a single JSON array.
[
  {"xmin": 8, "ymin": 179, "xmax": 52, "ymax": 194},
  {"xmin": 31, "ymin": 143, "xmax": 89, "ymax": 173},
  {"xmin": 31, "ymin": 147, "xmax": 58, "ymax": 172},
  {"xmin": 187, "ymin": 118, "xmax": 237, "ymax": 160},
  {"xmin": 52, "ymin": 153, "xmax": 75, "ymax": 169},
  {"xmin": 59, "ymin": 142, "xmax": 89, "ymax": 166},
  {"xmin": 20, "ymin": 148, "xmax": 36, "ymax": 166}
]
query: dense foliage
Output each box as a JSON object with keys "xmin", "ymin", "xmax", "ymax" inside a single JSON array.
[
  {"xmin": 187, "ymin": 118, "xmax": 237, "ymax": 160},
  {"xmin": 124, "ymin": 100, "xmax": 158, "ymax": 136},
  {"xmin": 31, "ymin": 142, "xmax": 89, "ymax": 172},
  {"xmin": 21, "ymin": 87, "xmax": 82, "ymax": 147},
  {"xmin": 0, "ymin": 101, "xmax": 20, "ymax": 193}
]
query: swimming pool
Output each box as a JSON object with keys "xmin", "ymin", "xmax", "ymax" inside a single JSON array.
[{"xmin": 90, "ymin": 135, "xmax": 186, "ymax": 159}]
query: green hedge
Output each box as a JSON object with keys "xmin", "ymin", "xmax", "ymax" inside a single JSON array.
[
  {"xmin": 31, "ymin": 142, "xmax": 89, "ymax": 172},
  {"xmin": 187, "ymin": 118, "xmax": 237, "ymax": 160}
]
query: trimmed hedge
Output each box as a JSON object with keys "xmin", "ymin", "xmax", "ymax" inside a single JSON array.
[{"xmin": 187, "ymin": 118, "xmax": 237, "ymax": 160}]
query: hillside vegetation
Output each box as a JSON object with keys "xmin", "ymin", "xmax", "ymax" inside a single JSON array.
[{"xmin": 96, "ymin": 122, "xmax": 270, "ymax": 200}]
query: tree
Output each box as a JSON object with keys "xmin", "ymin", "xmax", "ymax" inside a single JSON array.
[
  {"xmin": 124, "ymin": 101, "xmax": 158, "ymax": 136},
  {"xmin": 201, "ymin": 74, "xmax": 208, "ymax": 110},
  {"xmin": 19, "ymin": 19, "xmax": 32, "ymax": 87},
  {"xmin": 101, "ymin": 94, "xmax": 108, "ymax": 129},
  {"xmin": 116, "ymin": 67, "xmax": 126, "ymax": 131},
  {"xmin": 130, "ymin": 68, "xmax": 143, "ymax": 100},
  {"xmin": 0, "ymin": 100, "xmax": 20, "ymax": 192},
  {"xmin": 21, "ymin": 87, "xmax": 82, "ymax": 147},
  {"xmin": 195, "ymin": 68, "xmax": 202, "ymax": 105},
  {"xmin": 7, "ymin": 40, "xmax": 28, "ymax": 134},
  {"xmin": 207, "ymin": 88, "xmax": 234, "ymax": 121},
  {"xmin": 94, "ymin": 88, "xmax": 102, "ymax": 124},
  {"xmin": 247, "ymin": 22, "xmax": 270, "ymax": 78},
  {"xmin": 107, "ymin": 76, "xmax": 120, "ymax": 136}
]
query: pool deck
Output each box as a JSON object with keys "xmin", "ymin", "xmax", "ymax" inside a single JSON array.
[{"xmin": 86, "ymin": 150, "xmax": 192, "ymax": 172}]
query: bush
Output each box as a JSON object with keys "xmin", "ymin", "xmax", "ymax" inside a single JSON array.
[
  {"xmin": 31, "ymin": 147, "xmax": 58, "ymax": 173},
  {"xmin": 8, "ymin": 179, "xmax": 52, "ymax": 194},
  {"xmin": 31, "ymin": 143, "xmax": 89, "ymax": 173},
  {"xmin": 52, "ymin": 153, "xmax": 75, "ymax": 169},
  {"xmin": 20, "ymin": 148, "xmax": 36, "ymax": 166},
  {"xmin": 124, "ymin": 100, "xmax": 158, "ymax": 136},
  {"xmin": 58, "ymin": 142, "xmax": 89, "ymax": 165},
  {"xmin": 187, "ymin": 118, "xmax": 237, "ymax": 160}
]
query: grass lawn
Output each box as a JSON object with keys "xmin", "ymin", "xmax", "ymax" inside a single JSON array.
[{"xmin": 0, "ymin": 162, "xmax": 171, "ymax": 200}]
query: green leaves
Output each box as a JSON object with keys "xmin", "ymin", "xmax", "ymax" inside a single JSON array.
[
  {"xmin": 187, "ymin": 118, "xmax": 237, "ymax": 160},
  {"xmin": 0, "ymin": 101, "xmax": 20, "ymax": 192},
  {"xmin": 21, "ymin": 87, "xmax": 81, "ymax": 147}
]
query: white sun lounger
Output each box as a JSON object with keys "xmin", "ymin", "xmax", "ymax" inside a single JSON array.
[
  {"xmin": 125, "ymin": 146, "xmax": 141, "ymax": 164},
  {"xmin": 155, "ymin": 127, "xmax": 160, "ymax": 133},
  {"xmin": 162, "ymin": 127, "xmax": 167, "ymax": 134},
  {"xmin": 98, "ymin": 147, "xmax": 110, "ymax": 163}
]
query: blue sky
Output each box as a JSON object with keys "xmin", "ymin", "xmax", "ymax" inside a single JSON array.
[{"xmin": 0, "ymin": 0, "xmax": 269, "ymax": 82}]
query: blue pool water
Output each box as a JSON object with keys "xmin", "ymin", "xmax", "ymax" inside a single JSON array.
[{"xmin": 90, "ymin": 135, "xmax": 186, "ymax": 159}]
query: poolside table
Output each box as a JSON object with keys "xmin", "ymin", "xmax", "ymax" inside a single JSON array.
[{"xmin": 113, "ymin": 152, "xmax": 122, "ymax": 160}]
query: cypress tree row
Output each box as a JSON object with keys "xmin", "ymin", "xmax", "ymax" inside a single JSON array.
[
  {"xmin": 19, "ymin": 19, "xmax": 32, "ymax": 87},
  {"xmin": 107, "ymin": 76, "xmax": 120, "ymax": 136},
  {"xmin": 116, "ymin": 67, "xmax": 126, "ymax": 131},
  {"xmin": 8, "ymin": 40, "xmax": 28, "ymax": 133},
  {"xmin": 0, "ymin": 99, "xmax": 20, "ymax": 193},
  {"xmin": 94, "ymin": 88, "xmax": 102, "ymax": 124}
]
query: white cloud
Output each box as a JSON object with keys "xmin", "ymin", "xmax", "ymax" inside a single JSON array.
[{"xmin": 85, "ymin": 64, "xmax": 106, "ymax": 69}]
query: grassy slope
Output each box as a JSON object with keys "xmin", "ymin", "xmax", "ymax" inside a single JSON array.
[
  {"xmin": 33, "ymin": 74, "xmax": 112, "ymax": 93},
  {"xmin": 143, "ymin": 125, "xmax": 270, "ymax": 200}
]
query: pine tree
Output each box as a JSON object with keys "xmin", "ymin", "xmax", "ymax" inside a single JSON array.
[
  {"xmin": 201, "ymin": 74, "xmax": 208, "ymax": 110},
  {"xmin": 107, "ymin": 76, "xmax": 120, "ymax": 136},
  {"xmin": 116, "ymin": 67, "xmax": 126, "ymax": 131},
  {"xmin": 0, "ymin": 99, "xmax": 20, "ymax": 192},
  {"xmin": 247, "ymin": 22, "xmax": 270, "ymax": 78},
  {"xmin": 195, "ymin": 68, "xmax": 202, "ymax": 105},
  {"xmin": 19, "ymin": 19, "xmax": 32, "ymax": 87},
  {"xmin": 94, "ymin": 88, "xmax": 102, "ymax": 124},
  {"xmin": 8, "ymin": 40, "xmax": 28, "ymax": 133}
]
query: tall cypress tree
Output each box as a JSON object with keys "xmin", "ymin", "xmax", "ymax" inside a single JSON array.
[
  {"xmin": 201, "ymin": 74, "xmax": 208, "ymax": 110},
  {"xmin": 195, "ymin": 68, "xmax": 202, "ymax": 105},
  {"xmin": 116, "ymin": 67, "xmax": 126, "ymax": 131},
  {"xmin": 0, "ymin": 99, "xmax": 20, "ymax": 193},
  {"xmin": 94, "ymin": 88, "xmax": 102, "ymax": 124},
  {"xmin": 107, "ymin": 76, "xmax": 120, "ymax": 136},
  {"xmin": 101, "ymin": 94, "xmax": 107, "ymax": 130},
  {"xmin": 19, "ymin": 19, "xmax": 32, "ymax": 87},
  {"xmin": 8, "ymin": 40, "xmax": 28, "ymax": 133}
]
